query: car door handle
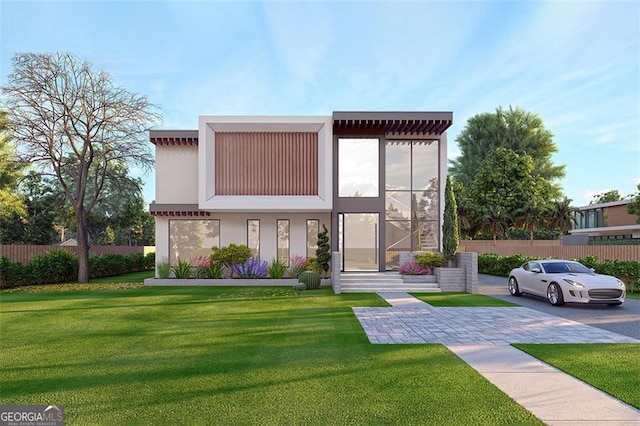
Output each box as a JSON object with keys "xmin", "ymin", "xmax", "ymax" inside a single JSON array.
[{"xmin": 541, "ymin": 280, "xmax": 547, "ymax": 283}]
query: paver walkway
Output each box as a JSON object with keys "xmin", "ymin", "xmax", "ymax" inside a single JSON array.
[
  {"xmin": 354, "ymin": 293, "xmax": 638, "ymax": 345},
  {"xmin": 353, "ymin": 293, "xmax": 640, "ymax": 425}
]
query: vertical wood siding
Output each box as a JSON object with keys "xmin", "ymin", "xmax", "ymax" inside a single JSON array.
[{"xmin": 215, "ymin": 132, "xmax": 318, "ymax": 195}]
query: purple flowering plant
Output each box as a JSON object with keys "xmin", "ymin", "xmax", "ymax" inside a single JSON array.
[
  {"xmin": 399, "ymin": 261, "xmax": 429, "ymax": 275},
  {"xmin": 231, "ymin": 257, "xmax": 269, "ymax": 279}
]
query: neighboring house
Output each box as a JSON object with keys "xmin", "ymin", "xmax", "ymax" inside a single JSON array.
[
  {"xmin": 570, "ymin": 200, "xmax": 640, "ymax": 240},
  {"xmin": 150, "ymin": 111, "xmax": 453, "ymax": 272}
]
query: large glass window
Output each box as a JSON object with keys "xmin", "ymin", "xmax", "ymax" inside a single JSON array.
[
  {"xmin": 277, "ymin": 219, "xmax": 290, "ymax": 266},
  {"xmin": 247, "ymin": 219, "xmax": 260, "ymax": 257},
  {"xmin": 306, "ymin": 219, "xmax": 319, "ymax": 259},
  {"xmin": 169, "ymin": 220, "xmax": 220, "ymax": 264},
  {"xmin": 338, "ymin": 138, "xmax": 379, "ymax": 197},
  {"xmin": 385, "ymin": 140, "xmax": 439, "ymax": 269}
]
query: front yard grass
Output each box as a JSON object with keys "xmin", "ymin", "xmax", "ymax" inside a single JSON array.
[
  {"xmin": 515, "ymin": 344, "xmax": 640, "ymax": 409},
  {"xmin": 412, "ymin": 292, "xmax": 519, "ymax": 307},
  {"xmin": 0, "ymin": 286, "xmax": 543, "ymax": 425}
]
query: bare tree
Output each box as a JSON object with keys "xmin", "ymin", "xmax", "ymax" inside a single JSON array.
[{"xmin": 2, "ymin": 53, "xmax": 161, "ymax": 282}]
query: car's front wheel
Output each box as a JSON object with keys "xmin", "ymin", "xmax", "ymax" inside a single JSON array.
[
  {"xmin": 508, "ymin": 277, "xmax": 521, "ymax": 296},
  {"xmin": 547, "ymin": 283, "xmax": 565, "ymax": 306}
]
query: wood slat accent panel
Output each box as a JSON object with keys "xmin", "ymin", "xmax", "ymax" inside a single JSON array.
[
  {"xmin": 215, "ymin": 132, "xmax": 318, "ymax": 195},
  {"xmin": 458, "ymin": 241, "xmax": 640, "ymax": 262}
]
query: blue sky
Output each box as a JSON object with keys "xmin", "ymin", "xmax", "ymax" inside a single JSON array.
[{"xmin": 1, "ymin": 0, "xmax": 639, "ymax": 207}]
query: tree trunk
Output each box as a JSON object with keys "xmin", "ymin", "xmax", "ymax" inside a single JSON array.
[{"xmin": 75, "ymin": 205, "xmax": 90, "ymax": 283}]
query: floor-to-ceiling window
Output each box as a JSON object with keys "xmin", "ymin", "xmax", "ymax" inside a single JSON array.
[
  {"xmin": 385, "ymin": 140, "xmax": 439, "ymax": 269},
  {"xmin": 337, "ymin": 138, "xmax": 381, "ymax": 271}
]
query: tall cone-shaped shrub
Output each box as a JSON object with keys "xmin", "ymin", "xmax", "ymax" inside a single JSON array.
[
  {"xmin": 443, "ymin": 174, "xmax": 459, "ymax": 265},
  {"xmin": 316, "ymin": 224, "xmax": 330, "ymax": 277}
]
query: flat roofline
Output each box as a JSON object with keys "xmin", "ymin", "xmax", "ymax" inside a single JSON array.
[{"xmin": 332, "ymin": 111, "xmax": 452, "ymax": 121}]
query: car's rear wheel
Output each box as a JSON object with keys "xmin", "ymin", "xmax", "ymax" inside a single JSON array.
[
  {"xmin": 508, "ymin": 277, "xmax": 521, "ymax": 296},
  {"xmin": 547, "ymin": 283, "xmax": 565, "ymax": 306}
]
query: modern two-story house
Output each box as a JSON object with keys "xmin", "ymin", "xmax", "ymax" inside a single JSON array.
[{"xmin": 150, "ymin": 111, "xmax": 453, "ymax": 273}]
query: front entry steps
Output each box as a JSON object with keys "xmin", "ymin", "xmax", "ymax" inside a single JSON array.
[{"xmin": 339, "ymin": 272, "xmax": 441, "ymax": 293}]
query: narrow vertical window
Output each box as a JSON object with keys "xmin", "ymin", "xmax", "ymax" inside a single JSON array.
[
  {"xmin": 277, "ymin": 220, "xmax": 290, "ymax": 266},
  {"xmin": 306, "ymin": 219, "xmax": 319, "ymax": 259},
  {"xmin": 247, "ymin": 219, "xmax": 260, "ymax": 257}
]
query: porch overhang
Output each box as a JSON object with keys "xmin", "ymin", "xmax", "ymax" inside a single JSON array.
[{"xmin": 332, "ymin": 111, "xmax": 453, "ymax": 136}]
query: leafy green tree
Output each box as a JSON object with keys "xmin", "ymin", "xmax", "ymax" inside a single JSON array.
[
  {"xmin": 626, "ymin": 183, "xmax": 640, "ymax": 224},
  {"xmin": 442, "ymin": 175, "xmax": 459, "ymax": 263},
  {"xmin": 0, "ymin": 171, "xmax": 64, "ymax": 245},
  {"xmin": 590, "ymin": 190, "xmax": 623, "ymax": 205},
  {"xmin": 452, "ymin": 182, "xmax": 478, "ymax": 239},
  {"xmin": 0, "ymin": 107, "xmax": 25, "ymax": 224},
  {"xmin": 547, "ymin": 197, "xmax": 579, "ymax": 240},
  {"xmin": 513, "ymin": 201, "xmax": 547, "ymax": 245},
  {"xmin": 467, "ymin": 147, "xmax": 545, "ymax": 230},
  {"xmin": 450, "ymin": 106, "xmax": 565, "ymax": 219},
  {"xmin": 2, "ymin": 53, "xmax": 161, "ymax": 282},
  {"xmin": 479, "ymin": 206, "xmax": 510, "ymax": 245}
]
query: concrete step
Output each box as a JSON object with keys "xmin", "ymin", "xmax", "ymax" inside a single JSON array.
[{"xmin": 340, "ymin": 282, "xmax": 441, "ymax": 293}]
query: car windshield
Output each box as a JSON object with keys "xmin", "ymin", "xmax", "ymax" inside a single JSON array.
[{"xmin": 543, "ymin": 262, "xmax": 592, "ymax": 274}]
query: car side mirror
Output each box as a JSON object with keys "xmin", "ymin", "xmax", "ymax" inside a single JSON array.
[{"xmin": 531, "ymin": 268, "xmax": 541, "ymax": 273}]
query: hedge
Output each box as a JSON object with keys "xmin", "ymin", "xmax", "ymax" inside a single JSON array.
[{"xmin": 0, "ymin": 251, "xmax": 155, "ymax": 289}]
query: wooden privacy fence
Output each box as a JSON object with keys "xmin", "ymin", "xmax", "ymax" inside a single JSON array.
[
  {"xmin": 458, "ymin": 241, "xmax": 640, "ymax": 262},
  {"xmin": 0, "ymin": 245, "xmax": 145, "ymax": 265}
]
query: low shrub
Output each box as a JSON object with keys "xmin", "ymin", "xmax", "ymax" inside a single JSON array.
[
  {"xmin": 157, "ymin": 260, "xmax": 171, "ymax": 279},
  {"xmin": 210, "ymin": 244, "xmax": 252, "ymax": 269},
  {"xmin": 191, "ymin": 255, "xmax": 211, "ymax": 279},
  {"xmin": 268, "ymin": 259, "xmax": 287, "ymax": 279},
  {"xmin": 29, "ymin": 249, "xmax": 78, "ymax": 285},
  {"xmin": 232, "ymin": 257, "xmax": 268, "ymax": 279},
  {"xmin": 288, "ymin": 255, "xmax": 308, "ymax": 279},
  {"xmin": 293, "ymin": 282, "xmax": 307, "ymax": 291},
  {"xmin": 305, "ymin": 257, "xmax": 323, "ymax": 274},
  {"xmin": 207, "ymin": 263, "xmax": 225, "ymax": 279},
  {"xmin": 399, "ymin": 261, "xmax": 429, "ymax": 275},
  {"xmin": 144, "ymin": 251, "xmax": 156, "ymax": 269},
  {"xmin": 414, "ymin": 252, "xmax": 445, "ymax": 269},
  {"xmin": 172, "ymin": 259, "xmax": 193, "ymax": 279},
  {"xmin": 0, "ymin": 256, "xmax": 26, "ymax": 289}
]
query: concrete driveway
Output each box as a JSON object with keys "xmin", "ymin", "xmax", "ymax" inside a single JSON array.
[{"xmin": 478, "ymin": 274, "xmax": 640, "ymax": 340}]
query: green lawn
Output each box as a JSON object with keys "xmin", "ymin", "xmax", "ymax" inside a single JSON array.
[
  {"xmin": 412, "ymin": 292, "xmax": 519, "ymax": 307},
  {"xmin": 515, "ymin": 344, "xmax": 640, "ymax": 409},
  {"xmin": 0, "ymin": 286, "xmax": 543, "ymax": 425}
]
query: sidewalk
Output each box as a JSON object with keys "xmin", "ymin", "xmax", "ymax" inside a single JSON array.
[{"xmin": 353, "ymin": 293, "xmax": 640, "ymax": 425}]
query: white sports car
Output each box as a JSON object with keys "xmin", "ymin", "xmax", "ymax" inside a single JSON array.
[{"xmin": 508, "ymin": 259, "xmax": 626, "ymax": 306}]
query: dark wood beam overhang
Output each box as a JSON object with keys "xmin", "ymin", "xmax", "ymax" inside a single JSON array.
[
  {"xmin": 332, "ymin": 111, "xmax": 453, "ymax": 136},
  {"xmin": 150, "ymin": 130, "xmax": 199, "ymax": 146},
  {"xmin": 149, "ymin": 203, "xmax": 210, "ymax": 217}
]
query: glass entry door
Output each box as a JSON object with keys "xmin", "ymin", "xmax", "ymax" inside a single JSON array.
[{"xmin": 339, "ymin": 213, "xmax": 379, "ymax": 271}]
